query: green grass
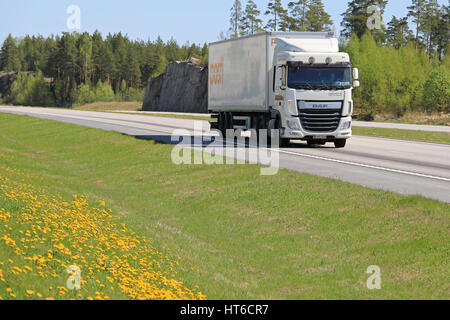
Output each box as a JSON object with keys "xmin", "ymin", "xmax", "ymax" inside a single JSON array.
[
  {"xmin": 355, "ymin": 112, "xmax": 450, "ymax": 126},
  {"xmin": 73, "ymin": 101, "xmax": 142, "ymax": 112},
  {"xmin": 0, "ymin": 113, "xmax": 449, "ymax": 300},
  {"xmin": 353, "ymin": 127, "xmax": 450, "ymax": 144}
]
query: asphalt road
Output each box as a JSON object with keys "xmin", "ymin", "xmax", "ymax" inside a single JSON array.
[
  {"xmin": 1, "ymin": 106, "xmax": 449, "ymax": 203},
  {"xmin": 115, "ymin": 110, "xmax": 450, "ymax": 132}
]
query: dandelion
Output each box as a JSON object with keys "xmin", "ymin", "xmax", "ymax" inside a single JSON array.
[{"xmin": 0, "ymin": 168, "xmax": 205, "ymax": 301}]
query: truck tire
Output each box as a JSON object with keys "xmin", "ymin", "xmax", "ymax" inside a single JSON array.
[
  {"xmin": 275, "ymin": 117, "xmax": 290, "ymax": 148},
  {"xmin": 334, "ymin": 139, "xmax": 347, "ymax": 148},
  {"xmin": 218, "ymin": 112, "xmax": 225, "ymax": 137},
  {"xmin": 226, "ymin": 112, "xmax": 233, "ymax": 131}
]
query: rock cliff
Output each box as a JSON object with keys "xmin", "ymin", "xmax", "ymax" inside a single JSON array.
[
  {"xmin": 142, "ymin": 58, "xmax": 208, "ymax": 113},
  {"xmin": 0, "ymin": 72, "xmax": 16, "ymax": 100}
]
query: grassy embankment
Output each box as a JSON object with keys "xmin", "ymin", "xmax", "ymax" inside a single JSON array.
[
  {"xmin": 0, "ymin": 113, "xmax": 448, "ymax": 300},
  {"xmin": 352, "ymin": 127, "xmax": 450, "ymax": 144},
  {"xmin": 359, "ymin": 112, "xmax": 450, "ymax": 126}
]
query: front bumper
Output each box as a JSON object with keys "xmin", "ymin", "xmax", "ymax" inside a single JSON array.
[{"xmin": 282, "ymin": 116, "xmax": 352, "ymax": 140}]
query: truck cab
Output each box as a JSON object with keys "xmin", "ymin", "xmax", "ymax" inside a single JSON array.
[
  {"xmin": 208, "ymin": 32, "xmax": 359, "ymax": 148},
  {"xmin": 272, "ymin": 46, "xmax": 359, "ymax": 148}
]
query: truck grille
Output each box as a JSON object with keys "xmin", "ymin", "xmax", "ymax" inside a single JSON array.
[{"xmin": 299, "ymin": 109, "xmax": 342, "ymax": 132}]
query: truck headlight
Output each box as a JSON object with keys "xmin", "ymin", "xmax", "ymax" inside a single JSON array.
[
  {"xmin": 287, "ymin": 120, "xmax": 301, "ymax": 130},
  {"xmin": 341, "ymin": 121, "xmax": 352, "ymax": 130}
]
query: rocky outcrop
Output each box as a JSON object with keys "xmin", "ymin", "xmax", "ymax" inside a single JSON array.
[
  {"xmin": 0, "ymin": 72, "xmax": 16, "ymax": 100},
  {"xmin": 142, "ymin": 58, "xmax": 208, "ymax": 113}
]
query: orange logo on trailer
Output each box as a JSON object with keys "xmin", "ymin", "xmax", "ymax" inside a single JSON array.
[{"xmin": 210, "ymin": 57, "xmax": 224, "ymax": 93}]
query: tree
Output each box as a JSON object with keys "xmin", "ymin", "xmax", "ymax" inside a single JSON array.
[
  {"xmin": 229, "ymin": 0, "xmax": 244, "ymax": 38},
  {"xmin": 306, "ymin": 0, "xmax": 333, "ymax": 32},
  {"xmin": 0, "ymin": 34, "xmax": 20, "ymax": 71},
  {"xmin": 288, "ymin": 0, "xmax": 309, "ymax": 31},
  {"xmin": 125, "ymin": 45, "xmax": 141, "ymax": 88},
  {"xmin": 92, "ymin": 30, "xmax": 106, "ymax": 84},
  {"xmin": 77, "ymin": 32, "xmax": 93, "ymax": 83},
  {"xmin": 241, "ymin": 0, "xmax": 263, "ymax": 35},
  {"xmin": 6, "ymin": 71, "xmax": 54, "ymax": 106},
  {"xmin": 421, "ymin": 0, "xmax": 440, "ymax": 56},
  {"xmin": 433, "ymin": 4, "xmax": 450, "ymax": 60},
  {"xmin": 51, "ymin": 33, "xmax": 78, "ymax": 106},
  {"xmin": 407, "ymin": 0, "xmax": 428, "ymax": 50},
  {"xmin": 341, "ymin": 0, "xmax": 388, "ymax": 40},
  {"xmin": 423, "ymin": 66, "xmax": 450, "ymax": 112},
  {"xmin": 265, "ymin": 0, "xmax": 288, "ymax": 31},
  {"xmin": 19, "ymin": 36, "xmax": 35, "ymax": 71},
  {"xmin": 386, "ymin": 16, "xmax": 414, "ymax": 49}
]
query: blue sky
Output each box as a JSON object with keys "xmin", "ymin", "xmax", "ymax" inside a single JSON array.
[{"xmin": 0, "ymin": 0, "xmax": 447, "ymax": 45}]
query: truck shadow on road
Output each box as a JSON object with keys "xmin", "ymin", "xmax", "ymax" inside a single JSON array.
[{"xmin": 131, "ymin": 134, "xmax": 335, "ymax": 149}]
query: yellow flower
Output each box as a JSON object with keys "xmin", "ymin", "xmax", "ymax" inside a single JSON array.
[{"xmin": 26, "ymin": 290, "xmax": 35, "ymax": 295}]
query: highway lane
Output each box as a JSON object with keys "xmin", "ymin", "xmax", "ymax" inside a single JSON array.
[
  {"xmin": 1, "ymin": 106, "xmax": 449, "ymax": 203},
  {"xmin": 113, "ymin": 110, "xmax": 450, "ymax": 133}
]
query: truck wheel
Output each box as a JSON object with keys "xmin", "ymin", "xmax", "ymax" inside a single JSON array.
[
  {"xmin": 276, "ymin": 118, "xmax": 290, "ymax": 148},
  {"xmin": 226, "ymin": 112, "xmax": 233, "ymax": 132},
  {"xmin": 218, "ymin": 112, "xmax": 225, "ymax": 137},
  {"xmin": 334, "ymin": 139, "xmax": 347, "ymax": 148}
]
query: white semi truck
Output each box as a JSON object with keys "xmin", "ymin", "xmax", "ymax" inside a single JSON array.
[{"xmin": 208, "ymin": 32, "xmax": 359, "ymax": 148}]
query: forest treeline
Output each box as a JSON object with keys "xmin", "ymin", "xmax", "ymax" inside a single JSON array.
[
  {"xmin": 0, "ymin": 32, "xmax": 208, "ymax": 107},
  {"xmin": 0, "ymin": 0, "xmax": 449, "ymax": 115}
]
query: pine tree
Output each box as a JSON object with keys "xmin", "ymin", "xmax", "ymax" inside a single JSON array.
[
  {"xmin": 341, "ymin": 0, "xmax": 388, "ymax": 40},
  {"xmin": 386, "ymin": 16, "xmax": 414, "ymax": 49},
  {"xmin": 265, "ymin": 0, "xmax": 288, "ymax": 31},
  {"xmin": 19, "ymin": 36, "xmax": 35, "ymax": 71},
  {"xmin": 241, "ymin": 0, "xmax": 263, "ymax": 35},
  {"xmin": 77, "ymin": 33, "xmax": 93, "ymax": 84},
  {"xmin": 421, "ymin": 0, "xmax": 440, "ymax": 56},
  {"xmin": 288, "ymin": 0, "xmax": 309, "ymax": 31},
  {"xmin": 306, "ymin": 0, "xmax": 333, "ymax": 32},
  {"xmin": 432, "ymin": 4, "xmax": 450, "ymax": 60},
  {"xmin": 407, "ymin": 0, "xmax": 428, "ymax": 50},
  {"xmin": 52, "ymin": 33, "xmax": 78, "ymax": 106},
  {"xmin": 92, "ymin": 30, "xmax": 105, "ymax": 83},
  {"xmin": 0, "ymin": 34, "xmax": 20, "ymax": 71},
  {"xmin": 230, "ymin": 0, "xmax": 244, "ymax": 38}
]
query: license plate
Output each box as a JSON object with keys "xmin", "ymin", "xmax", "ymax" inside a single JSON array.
[{"xmin": 313, "ymin": 135, "xmax": 327, "ymax": 140}]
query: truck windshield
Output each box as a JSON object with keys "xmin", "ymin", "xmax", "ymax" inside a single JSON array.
[{"xmin": 288, "ymin": 66, "xmax": 351, "ymax": 90}]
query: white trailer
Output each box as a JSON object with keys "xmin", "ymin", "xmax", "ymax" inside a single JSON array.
[{"xmin": 208, "ymin": 32, "xmax": 359, "ymax": 148}]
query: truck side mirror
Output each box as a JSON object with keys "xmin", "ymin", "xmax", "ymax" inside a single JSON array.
[
  {"xmin": 276, "ymin": 66, "xmax": 286, "ymax": 90},
  {"xmin": 353, "ymin": 68, "xmax": 359, "ymax": 80},
  {"xmin": 353, "ymin": 80, "xmax": 360, "ymax": 88}
]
